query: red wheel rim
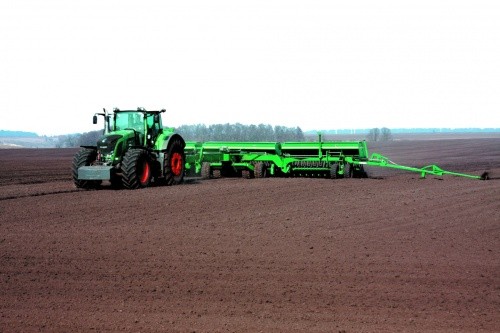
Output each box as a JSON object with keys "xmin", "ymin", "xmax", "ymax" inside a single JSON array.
[
  {"xmin": 139, "ymin": 160, "xmax": 150, "ymax": 184},
  {"xmin": 171, "ymin": 152, "xmax": 183, "ymax": 176}
]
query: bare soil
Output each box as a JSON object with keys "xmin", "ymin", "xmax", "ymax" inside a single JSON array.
[{"xmin": 1, "ymin": 139, "xmax": 499, "ymax": 332}]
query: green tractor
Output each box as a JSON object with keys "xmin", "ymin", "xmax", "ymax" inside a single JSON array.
[{"xmin": 72, "ymin": 108, "xmax": 185, "ymax": 189}]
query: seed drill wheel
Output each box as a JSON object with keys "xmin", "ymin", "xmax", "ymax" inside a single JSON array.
[
  {"xmin": 241, "ymin": 169, "xmax": 252, "ymax": 179},
  {"xmin": 201, "ymin": 162, "xmax": 212, "ymax": 179},
  {"xmin": 330, "ymin": 163, "xmax": 339, "ymax": 179},
  {"xmin": 121, "ymin": 148, "xmax": 152, "ymax": 189},
  {"xmin": 343, "ymin": 163, "xmax": 352, "ymax": 179},
  {"xmin": 72, "ymin": 148, "xmax": 101, "ymax": 189},
  {"xmin": 254, "ymin": 162, "xmax": 268, "ymax": 178},
  {"xmin": 164, "ymin": 138, "xmax": 185, "ymax": 185},
  {"xmin": 353, "ymin": 165, "xmax": 368, "ymax": 178}
]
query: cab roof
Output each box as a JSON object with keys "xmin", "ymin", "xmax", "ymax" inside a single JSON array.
[{"xmin": 113, "ymin": 107, "xmax": 165, "ymax": 114}]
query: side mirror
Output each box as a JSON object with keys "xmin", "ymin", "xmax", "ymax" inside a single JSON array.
[{"xmin": 93, "ymin": 115, "xmax": 98, "ymax": 124}]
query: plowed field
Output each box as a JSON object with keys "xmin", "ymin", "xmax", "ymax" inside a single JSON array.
[{"xmin": 1, "ymin": 138, "xmax": 499, "ymax": 332}]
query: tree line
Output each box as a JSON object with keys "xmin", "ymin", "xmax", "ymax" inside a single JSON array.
[
  {"xmin": 51, "ymin": 131, "xmax": 103, "ymax": 148},
  {"xmin": 51, "ymin": 123, "xmax": 306, "ymax": 147},
  {"xmin": 52, "ymin": 125, "xmax": 391, "ymax": 147},
  {"xmin": 176, "ymin": 123, "xmax": 305, "ymax": 142}
]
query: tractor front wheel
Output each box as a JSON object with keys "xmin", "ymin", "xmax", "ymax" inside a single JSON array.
[
  {"xmin": 122, "ymin": 149, "xmax": 152, "ymax": 189},
  {"xmin": 72, "ymin": 148, "xmax": 101, "ymax": 189}
]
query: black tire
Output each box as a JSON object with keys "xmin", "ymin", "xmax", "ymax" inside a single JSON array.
[
  {"xmin": 212, "ymin": 169, "xmax": 222, "ymax": 178},
  {"xmin": 241, "ymin": 169, "xmax": 252, "ymax": 179},
  {"xmin": 201, "ymin": 162, "xmax": 211, "ymax": 179},
  {"xmin": 254, "ymin": 162, "xmax": 267, "ymax": 178},
  {"xmin": 72, "ymin": 148, "xmax": 101, "ymax": 189},
  {"xmin": 330, "ymin": 163, "xmax": 339, "ymax": 179},
  {"xmin": 164, "ymin": 138, "xmax": 185, "ymax": 185},
  {"xmin": 353, "ymin": 165, "xmax": 368, "ymax": 178},
  {"xmin": 122, "ymin": 149, "xmax": 152, "ymax": 189},
  {"xmin": 343, "ymin": 163, "xmax": 352, "ymax": 179}
]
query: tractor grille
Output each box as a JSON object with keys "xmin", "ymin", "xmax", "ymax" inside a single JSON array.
[{"xmin": 97, "ymin": 135, "xmax": 122, "ymax": 155}]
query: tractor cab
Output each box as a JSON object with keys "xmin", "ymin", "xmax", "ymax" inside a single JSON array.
[
  {"xmin": 92, "ymin": 107, "xmax": 164, "ymax": 148},
  {"xmin": 111, "ymin": 108, "xmax": 162, "ymax": 147}
]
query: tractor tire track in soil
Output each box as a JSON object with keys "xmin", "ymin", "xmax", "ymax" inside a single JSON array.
[
  {"xmin": 1, "ymin": 138, "xmax": 499, "ymax": 332},
  {"xmin": 0, "ymin": 182, "xmax": 80, "ymax": 201}
]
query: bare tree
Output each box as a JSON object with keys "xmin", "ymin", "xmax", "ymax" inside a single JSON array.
[
  {"xmin": 366, "ymin": 128, "xmax": 380, "ymax": 142},
  {"xmin": 380, "ymin": 127, "xmax": 393, "ymax": 141},
  {"xmin": 366, "ymin": 127, "xmax": 392, "ymax": 142}
]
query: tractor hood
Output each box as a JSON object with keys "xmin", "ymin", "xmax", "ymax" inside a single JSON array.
[
  {"xmin": 96, "ymin": 129, "xmax": 143, "ymax": 161},
  {"xmin": 100, "ymin": 129, "xmax": 141, "ymax": 145},
  {"xmin": 97, "ymin": 134, "xmax": 123, "ymax": 155}
]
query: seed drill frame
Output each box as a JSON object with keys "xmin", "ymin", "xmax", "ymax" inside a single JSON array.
[{"xmin": 184, "ymin": 134, "xmax": 487, "ymax": 180}]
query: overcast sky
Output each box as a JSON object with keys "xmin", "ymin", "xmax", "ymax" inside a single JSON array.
[{"xmin": 1, "ymin": 0, "xmax": 499, "ymax": 135}]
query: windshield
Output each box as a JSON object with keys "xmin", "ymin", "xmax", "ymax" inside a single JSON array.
[{"xmin": 114, "ymin": 112, "xmax": 144, "ymax": 133}]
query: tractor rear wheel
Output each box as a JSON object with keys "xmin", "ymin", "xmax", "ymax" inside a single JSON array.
[
  {"xmin": 164, "ymin": 138, "xmax": 185, "ymax": 185},
  {"xmin": 72, "ymin": 148, "xmax": 101, "ymax": 189},
  {"xmin": 122, "ymin": 149, "xmax": 152, "ymax": 189}
]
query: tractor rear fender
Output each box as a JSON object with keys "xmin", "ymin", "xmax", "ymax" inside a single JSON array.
[
  {"xmin": 158, "ymin": 133, "xmax": 185, "ymax": 151},
  {"xmin": 156, "ymin": 133, "xmax": 186, "ymax": 175}
]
